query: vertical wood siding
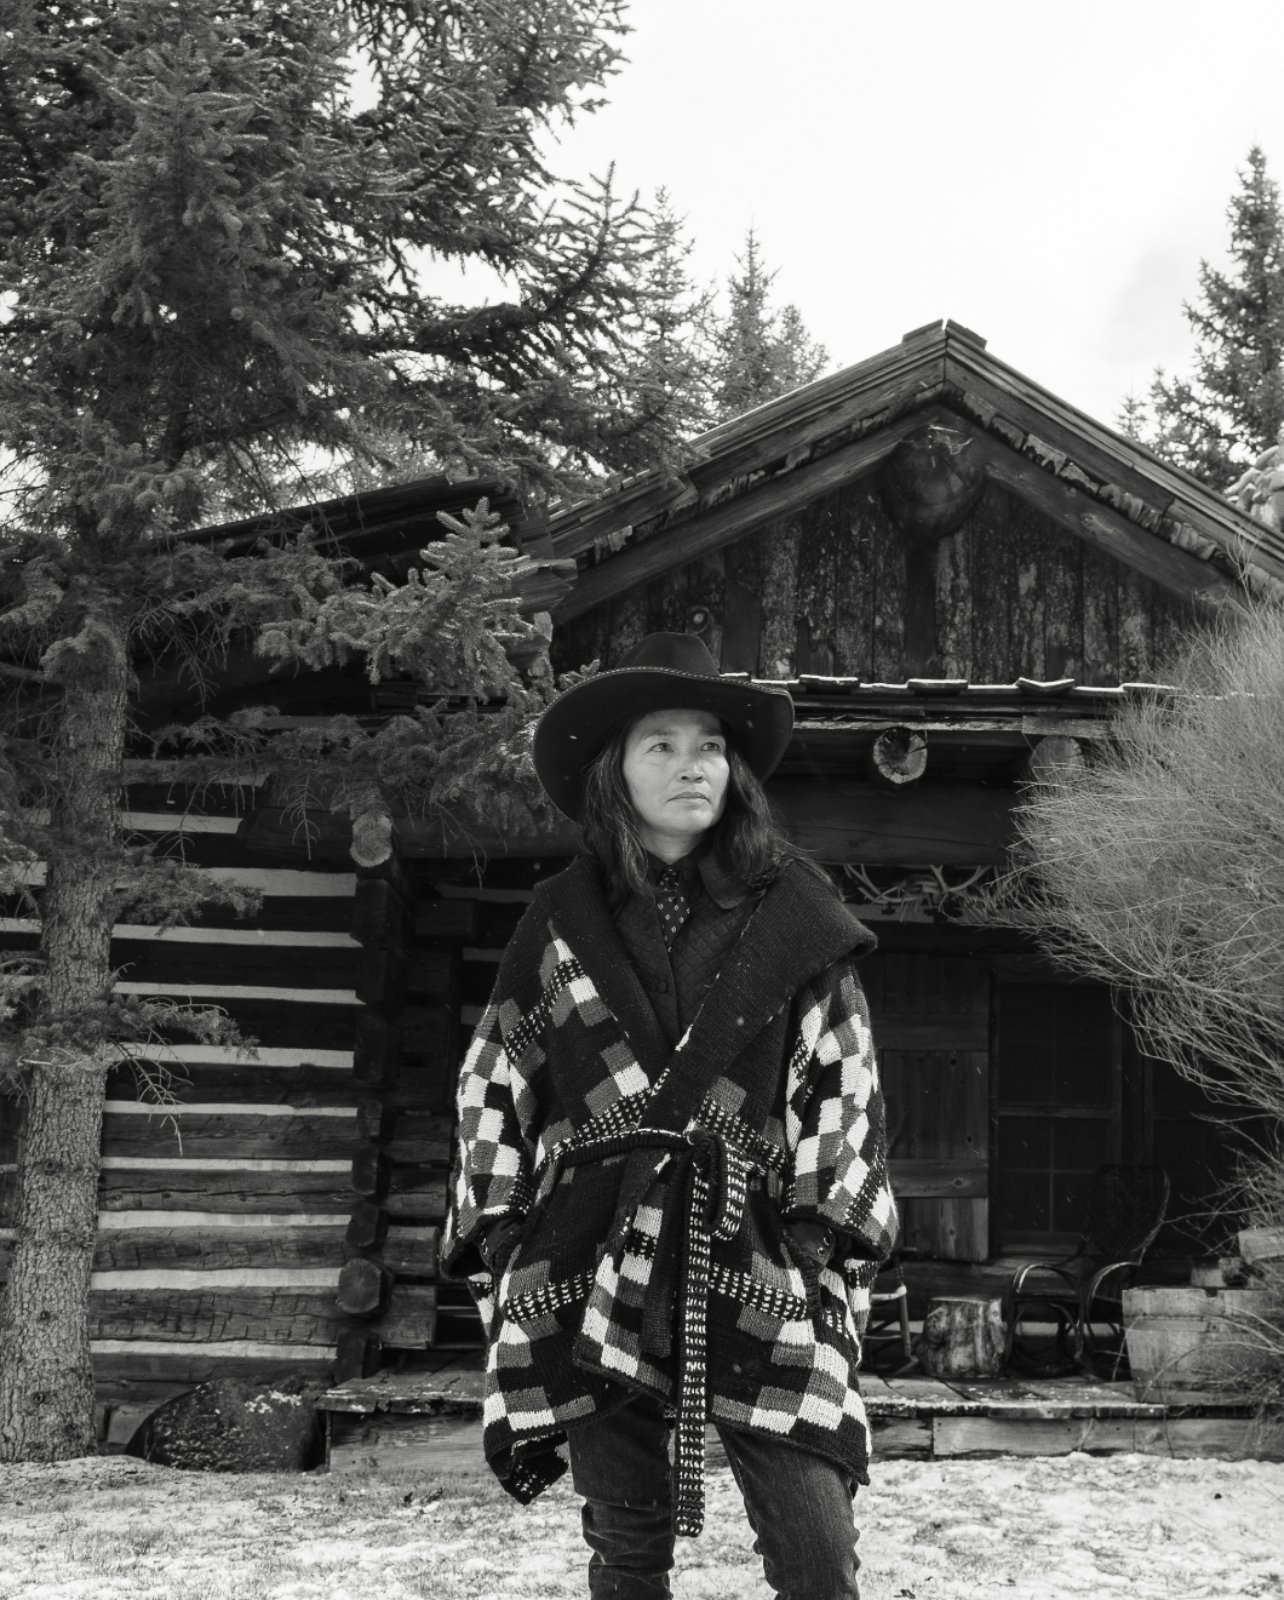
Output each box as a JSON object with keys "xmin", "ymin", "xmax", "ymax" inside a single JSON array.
[
  {"xmin": 868, "ymin": 953, "xmax": 991, "ymax": 1263},
  {"xmin": 554, "ymin": 478, "xmax": 1196, "ymax": 685},
  {"xmin": 832, "ymin": 484, "xmax": 879, "ymax": 678}
]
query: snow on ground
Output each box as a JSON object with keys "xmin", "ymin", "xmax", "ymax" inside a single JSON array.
[{"xmin": 1, "ymin": 1451, "xmax": 1282, "ymax": 1599}]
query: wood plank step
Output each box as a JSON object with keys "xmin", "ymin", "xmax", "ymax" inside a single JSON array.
[
  {"xmin": 949, "ymin": 1379, "xmax": 1093, "ymax": 1419},
  {"xmin": 933, "ymin": 1413, "xmax": 1284, "ymax": 1460},
  {"xmin": 319, "ymin": 1364, "xmax": 485, "ymax": 1416},
  {"xmin": 868, "ymin": 1412, "xmax": 934, "ymax": 1459},
  {"xmin": 313, "ymin": 1370, "xmax": 1206, "ymax": 1425},
  {"xmin": 328, "ymin": 1409, "xmax": 485, "ymax": 1475},
  {"xmin": 1018, "ymin": 1378, "xmax": 1166, "ymax": 1419},
  {"xmin": 317, "ymin": 1385, "xmax": 1284, "ymax": 1471},
  {"xmin": 871, "ymin": 1377, "xmax": 987, "ymax": 1415}
]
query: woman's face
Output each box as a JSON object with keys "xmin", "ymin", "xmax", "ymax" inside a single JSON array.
[{"xmin": 621, "ymin": 707, "xmax": 729, "ymax": 861}]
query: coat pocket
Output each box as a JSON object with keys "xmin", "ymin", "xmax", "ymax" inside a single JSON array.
[
  {"xmin": 715, "ymin": 1189, "xmax": 813, "ymax": 1325},
  {"xmin": 499, "ymin": 1158, "xmax": 623, "ymax": 1305}
]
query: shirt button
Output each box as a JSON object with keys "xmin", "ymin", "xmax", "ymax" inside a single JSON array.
[{"xmin": 654, "ymin": 979, "xmax": 670, "ymax": 993}]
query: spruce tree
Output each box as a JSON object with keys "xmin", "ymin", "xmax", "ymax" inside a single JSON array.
[
  {"xmin": 707, "ymin": 230, "xmax": 828, "ymax": 424},
  {"xmin": 0, "ymin": 0, "xmax": 686, "ymax": 1460},
  {"xmin": 1115, "ymin": 391, "xmax": 1150, "ymax": 445},
  {"xmin": 1149, "ymin": 147, "xmax": 1284, "ymax": 484},
  {"xmin": 594, "ymin": 189, "xmax": 715, "ymax": 468}
]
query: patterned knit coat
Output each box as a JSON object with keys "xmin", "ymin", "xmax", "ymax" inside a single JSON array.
[{"xmin": 443, "ymin": 856, "xmax": 897, "ymax": 1534}]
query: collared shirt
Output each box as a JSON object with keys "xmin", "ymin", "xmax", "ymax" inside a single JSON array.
[{"xmin": 613, "ymin": 843, "xmax": 753, "ymax": 1045}]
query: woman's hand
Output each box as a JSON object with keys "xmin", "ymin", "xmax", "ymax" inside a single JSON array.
[
  {"xmin": 782, "ymin": 1218, "xmax": 836, "ymax": 1266},
  {"xmin": 479, "ymin": 1217, "xmax": 525, "ymax": 1276}
]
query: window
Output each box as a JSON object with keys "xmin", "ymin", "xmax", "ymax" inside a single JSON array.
[{"xmin": 993, "ymin": 980, "xmax": 1120, "ymax": 1250}]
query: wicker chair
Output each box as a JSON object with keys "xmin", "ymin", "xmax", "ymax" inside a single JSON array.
[{"xmin": 1005, "ymin": 1163, "xmax": 1170, "ymax": 1379}]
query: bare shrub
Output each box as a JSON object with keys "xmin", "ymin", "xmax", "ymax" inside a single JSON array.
[{"xmin": 981, "ymin": 602, "xmax": 1284, "ymax": 1385}]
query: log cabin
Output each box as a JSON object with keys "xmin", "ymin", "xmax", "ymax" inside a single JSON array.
[{"xmin": 2, "ymin": 318, "xmax": 1282, "ymax": 1437}]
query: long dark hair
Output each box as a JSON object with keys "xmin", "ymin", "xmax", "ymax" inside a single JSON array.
[{"xmin": 579, "ymin": 717, "xmax": 831, "ymax": 907}]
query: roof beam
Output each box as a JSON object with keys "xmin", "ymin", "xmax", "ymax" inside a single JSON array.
[
  {"xmin": 549, "ymin": 474, "xmax": 694, "ymax": 561},
  {"xmin": 553, "ymin": 407, "xmax": 942, "ymax": 624},
  {"xmin": 965, "ymin": 426, "xmax": 1240, "ymax": 607},
  {"xmin": 945, "ymin": 349, "xmax": 1284, "ymax": 583},
  {"xmin": 241, "ymin": 774, "xmax": 1012, "ymax": 866},
  {"xmin": 684, "ymin": 360, "xmax": 948, "ymax": 492}
]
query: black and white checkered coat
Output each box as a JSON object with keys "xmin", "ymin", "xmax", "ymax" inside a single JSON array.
[{"xmin": 443, "ymin": 856, "xmax": 897, "ymax": 1528}]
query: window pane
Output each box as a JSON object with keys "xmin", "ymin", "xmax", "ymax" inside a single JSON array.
[
  {"xmin": 1000, "ymin": 982, "xmax": 1114, "ymax": 1109},
  {"xmin": 1051, "ymin": 1170, "xmax": 1097, "ymax": 1235},
  {"xmin": 995, "ymin": 1169, "xmax": 1050, "ymax": 1237},
  {"xmin": 1052, "ymin": 1117, "xmax": 1111, "ymax": 1172},
  {"xmin": 998, "ymin": 1115, "xmax": 1051, "ymax": 1167},
  {"xmin": 999, "ymin": 985, "xmax": 1055, "ymax": 1102},
  {"xmin": 1053, "ymin": 988, "xmax": 1114, "ymax": 1107}
]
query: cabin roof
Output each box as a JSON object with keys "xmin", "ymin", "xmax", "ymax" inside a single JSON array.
[
  {"xmin": 137, "ymin": 476, "xmax": 571, "ymax": 720},
  {"xmin": 197, "ymin": 473, "xmax": 523, "ymax": 568},
  {"xmin": 136, "ymin": 324, "xmax": 1270, "ymax": 720},
  {"xmin": 546, "ymin": 320, "xmax": 1283, "ymax": 619}
]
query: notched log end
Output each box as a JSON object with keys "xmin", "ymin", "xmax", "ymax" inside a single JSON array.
[{"xmin": 869, "ymin": 726, "xmax": 929, "ymax": 788}]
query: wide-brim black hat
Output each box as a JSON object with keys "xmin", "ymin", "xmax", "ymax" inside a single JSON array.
[{"xmin": 533, "ymin": 632, "xmax": 795, "ymax": 822}]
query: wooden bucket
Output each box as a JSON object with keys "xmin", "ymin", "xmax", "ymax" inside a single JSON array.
[{"xmin": 1122, "ymin": 1286, "xmax": 1280, "ymax": 1392}]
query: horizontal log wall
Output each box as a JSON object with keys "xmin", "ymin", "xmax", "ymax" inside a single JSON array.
[
  {"xmin": 330, "ymin": 855, "xmax": 556, "ymax": 1372},
  {"xmin": 417, "ymin": 858, "xmax": 574, "ymax": 1354},
  {"xmin": 554, "ymin": 480, "xmax": 1194, "ymax": 685},
  {"xmin": 3, "ymin": 820, "xmax": 547, "ymax": 1401},
  {"xmin": 0, "ymin": 790, "xmax": 368, "ymax": 1406}
]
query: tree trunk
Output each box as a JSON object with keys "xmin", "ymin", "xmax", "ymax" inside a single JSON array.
[
  {"xmin": 0, "ymin": 635, "xmax": 128, "ymax": 1461},
  {"xmin": 915, "ymin": 1295, "xmax": 1007, "ymax": 1379}
]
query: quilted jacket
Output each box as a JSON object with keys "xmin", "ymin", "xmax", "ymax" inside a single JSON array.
[{"xmin": 442, "ymin": 855, "xmax": 897, "ymax": 1534}]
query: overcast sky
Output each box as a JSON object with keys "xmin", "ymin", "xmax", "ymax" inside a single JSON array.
[{"xmin": 544, "ymin": 0, "xmax": 1284, "ymax": 431}]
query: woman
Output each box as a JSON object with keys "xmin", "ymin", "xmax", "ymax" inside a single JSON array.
[{"xmin": 443, "ymin": 632, "xmax": 896, "ymax": 1600}]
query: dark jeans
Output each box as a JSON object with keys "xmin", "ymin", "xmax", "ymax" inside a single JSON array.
[{"xmin": 567, "ymin": 1395, "xmax": 861, "ymax": 1600}]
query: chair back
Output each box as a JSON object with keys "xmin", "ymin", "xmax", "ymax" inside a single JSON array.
[{"xmin": 1082, "ymin": 1164, "xmax": 1170, "ymax": 1267}]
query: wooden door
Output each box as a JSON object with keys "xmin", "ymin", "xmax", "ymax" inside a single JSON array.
[{"xmin": 866, "ymin": 952, "xmax": 990, "ymax": 1261}]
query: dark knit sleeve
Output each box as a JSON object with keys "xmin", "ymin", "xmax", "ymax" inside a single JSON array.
[{"xmin": 781, "ymin": 961, "xmax": 898, "ymax": 1266}]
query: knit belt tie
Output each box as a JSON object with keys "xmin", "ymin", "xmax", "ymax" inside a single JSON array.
[
  {"xmin": 557, "ymin": 1124, "xmax": 756, "ymax": 1538},
  {"xmin": 671, "ymin": 1127, "xmax": 752, "ymax": 1536}
]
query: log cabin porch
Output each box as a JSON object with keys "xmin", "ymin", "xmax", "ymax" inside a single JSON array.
[{"xmin": 315, "ymin": 1356, "xmax": 1284, "ymax": 1473}]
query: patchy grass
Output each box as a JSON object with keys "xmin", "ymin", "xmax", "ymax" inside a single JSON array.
[{"xmin": 1, "ymin": 1452, "xmax": 1283, "ymax": 1598}]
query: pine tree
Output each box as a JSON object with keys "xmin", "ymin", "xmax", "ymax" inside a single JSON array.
[
  {"xmin": 707, "ymin": 230, "xmax": 828, "ymax": 424},
  {"xmin": 0, "ymin": 0, "xmax": 687, "ymax": 1460},
  {"xmin": 1149, "ymin": 147, "xmax": 1284, "ymax": 484},
  {"xmin": 1115, "ymin": 391, "xmax": 1150, "ymax": 445},
  {"xmin": 592, "ymin": 189, "xmax": 715, "ymax": 469}
]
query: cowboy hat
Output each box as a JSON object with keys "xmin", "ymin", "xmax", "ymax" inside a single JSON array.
[{"xmin": 532, "ymin": 632, "xmax": 794, "ymax": 822}]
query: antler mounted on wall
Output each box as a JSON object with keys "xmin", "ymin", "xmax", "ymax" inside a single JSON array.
[{"xmin": 838, "ymin": 863, "xmax": 995, "ymax": 922}]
